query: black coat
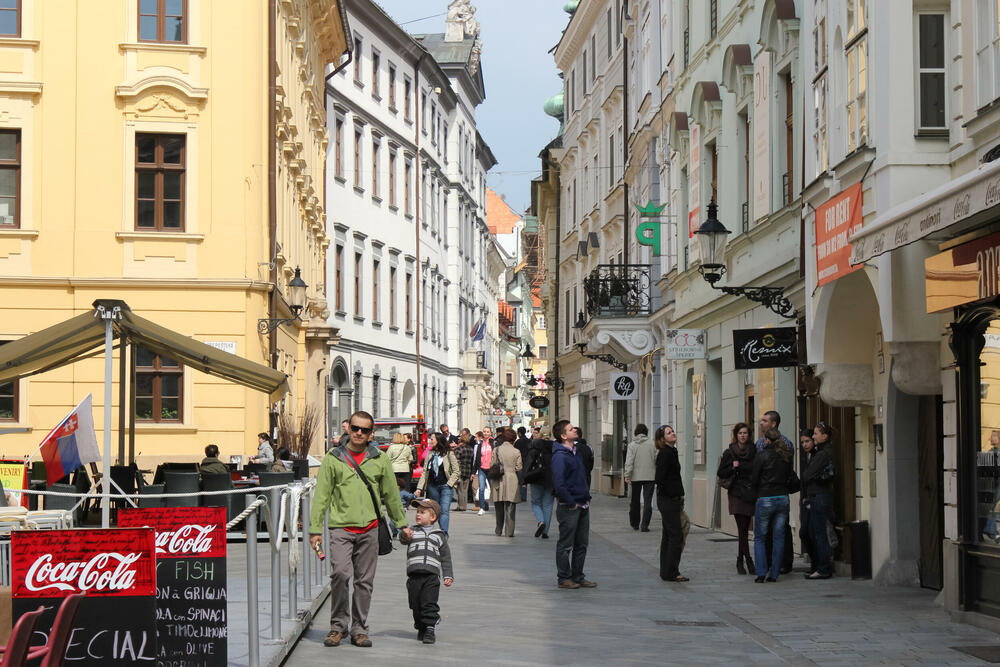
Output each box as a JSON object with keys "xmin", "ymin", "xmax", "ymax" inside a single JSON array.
[
  {"xmin": 717, "ymin": 443, "xmax": 756, "ymax": 509},
  {"xmin": 523, "ymin": 438, "xmax": 554, "ymax": 488},
  {"xmin": 655, "ymin": 445, "xmax": 684, "ymax": 498},
  {"xmin": 801, "ymin": 443, "xmax": 833, "ymax": 497},
  {"xmin": 750, "ymin": 445, "xmax": 793, "ymax": 498},
  {"xmin": 576, "ymin": 439, "xmax": 595, "ymax": 487}
]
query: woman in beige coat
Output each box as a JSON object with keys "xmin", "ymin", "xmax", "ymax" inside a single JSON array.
[{"xmin": 491, "ymin": 429, "xmax": 524, "ymax": 537}]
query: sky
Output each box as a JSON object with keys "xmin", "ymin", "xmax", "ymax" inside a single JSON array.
[{"xmin": 372, "ymin": 1, "xmax": 568, "ymax": 214}]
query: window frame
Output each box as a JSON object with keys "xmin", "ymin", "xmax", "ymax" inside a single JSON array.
[
  {"xmin": 0, "ymin": 341, "xmax": 17, "ymax": 422},
  {"xmin": 370, "ymin": 47, "xmax": 380, "ymax": 99},
  {"xmin": 135, "ymin": 347, "xmax": 183, "ymax": 423},
  {"xmin": 845, "ymin": 26, "xmax": 868, "ymax": 153},
  {"xmin": 916, "ymin": 11, "xmax": 948, "ymax": 133},
  {"xmin": 354, "ymin": 252, "xmax": 363, "ymax": 318},
  {"xmin": 353, "ymin": 35, "xmax": 363, "ymax": 84},
  {"xmin": 388, "ymin": 64, "xmax": 397, "ymax": 110},
  {"xmin": 334, "ymin": 118, "xmax": 344, "ymax": 180},
  {"xmin": 0, "ymin": 129, "xmax": 20, "ymax": 228},
  {"xmin": 138, "ymin": 0, "xmax": 187, "ymax": 44},
  {"xmin": 135, "ymin": 133, "xmax": 186, "ymax": 232},
  {"xmin": 0, "ymin": 0, "xmax": 20, "ymax": 38},
  {"xmin": 405, "ymin": 272, "xmax": 413, "ymax": 331},
  {"xmin": 353, "ymin": 129, "xmax": 362, "ymax": 188},
  {"xmin": 389, "ymin": 265, "xmax": 397, "ymax": 328},
  {"xmin": 372, "ymin": 258, "xmax": 380, "ymax": 322},
  {"xmin": 371, "ymin": 138, "xmax": 380, "ymax": 197},
  {"xmin": 388, "ymin": 150, "xmax": 397, "ymax": 208}
]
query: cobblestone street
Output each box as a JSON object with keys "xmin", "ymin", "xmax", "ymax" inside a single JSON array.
[{"xmin": 286, "ymin": 493, "xmax": 1000, "ymax": 665}]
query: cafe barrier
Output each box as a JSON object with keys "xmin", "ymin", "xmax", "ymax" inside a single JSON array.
[{"xmin": 0, "ymin": 480, "xmax": 331, "ymax": 667}]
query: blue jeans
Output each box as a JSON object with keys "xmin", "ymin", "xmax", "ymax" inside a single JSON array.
[
  {"xmin": 529, "ymin": 484, "xmax": 554, "ymax": 535},
  {"xmin": 555, "ymin": 504, "xmax": 590, "ymax": 583},
  {"xmin": 754, "ymin": 495, "xmax": 789, "ymax": 579},
  {"xmin": 425, "ymin": 484, "xmax": 454, "ymax": 534},
  {"xmin": 477, "ymin": 469, "xmax": 489, "ymax": 509}
]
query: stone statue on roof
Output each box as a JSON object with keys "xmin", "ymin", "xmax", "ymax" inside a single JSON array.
[{"xmin": 445, "ymin": 0, "xmax": 481, "ymax": 41}]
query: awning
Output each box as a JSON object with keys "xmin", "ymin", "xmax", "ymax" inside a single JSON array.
[
  {"xmin": 0, "ymin": 300, "xmax": 289, "ymax": 401},
  {"xmin": 849, "ymin": 158, "xmax": 1000, "ymax": 265}
]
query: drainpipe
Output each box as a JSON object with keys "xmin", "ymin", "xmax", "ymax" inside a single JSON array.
[{"xmin": 267, "ymin": 0, "xmax": 277, "ymax": 435}]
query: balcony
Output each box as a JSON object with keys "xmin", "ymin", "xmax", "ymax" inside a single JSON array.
[{"xmin": 583, "ymin": 264, "xmax": 652, "ymax": 318}]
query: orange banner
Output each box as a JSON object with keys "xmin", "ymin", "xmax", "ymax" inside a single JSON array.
[{"xmin": 816, "ymin": 183, "xmax": 864, "ymax": 287}]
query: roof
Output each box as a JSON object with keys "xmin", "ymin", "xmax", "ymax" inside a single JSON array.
[
  {"xmin": 411, "ymin": 32, "xmax": 476, "ymax": 65},
  {"xmin": 487, "ymin": 187, "xmax": 521, "ymax": 235}
]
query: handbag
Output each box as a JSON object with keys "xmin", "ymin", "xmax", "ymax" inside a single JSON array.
[
  {"xmin": 486, "ymin": 447, "xmax": 505, "ymax": 481},
  {"xmin": 342, "ymin": 451, "xmax": 394, "ymax": 556},
  {"xmin": 523, "ymin": 447, "xmax": 545, "ymax": 484},
  {"xmin": 716, "ymin": 453, "xmax": 734, "ymax": 490}
]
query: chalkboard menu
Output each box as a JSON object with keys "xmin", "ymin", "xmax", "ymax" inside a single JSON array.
[
  {"xmin": 120, "ymin": 506, "xmax": 227, "ymax": 667},
  {"xmin": 11, "ymin": 528, "xmax": 158, "ymax": 665}
]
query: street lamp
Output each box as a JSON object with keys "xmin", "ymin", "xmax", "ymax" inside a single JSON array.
[
  {"xmin": 693, "ymin": 200, "xmax": 796, "ymax": 318},
  {"xmin": 258, "ymin": 266, "xmax": 309, "ymax": 333},
  {"xmin": 520, "ymin": 344, "xmax": 535, "ymax": 359},
  {"xmin": 573, "ymin": 311, "xmax": 627, "ymax": 371}
]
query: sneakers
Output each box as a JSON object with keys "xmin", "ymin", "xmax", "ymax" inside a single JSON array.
[
  {"xmin": 477, "ymin": 508, "xmax": 484, "ymax": 516},
  {"xmin": 535, "ymin": 521, "xmax": 545, "ymax": 538},
  {"xmin": 422, "ymin": 627, "xmax": 436, "ymax": 644},
  {"xmin": 350, "ymin": 633, "xmax": 372, "ymax": 647},
  {"xmin": 323, "ymin": 630, "xmax": 343, "ymax": 647},
  {"xmin": 557, "ymin": 580, "xmax": 581, "ymax": 589}
]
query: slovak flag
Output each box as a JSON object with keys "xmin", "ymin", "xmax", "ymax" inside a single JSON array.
[
  {"xmin": 38, "ymin": 395, "xmax": 101, "ymax": 485},
  {"xmin": 468, "ymin": 318, "xmax": 482, "ymax": 340},
  {"xmin": 472, "ymin": 319, "xmax": 486, "ymax": 342}
]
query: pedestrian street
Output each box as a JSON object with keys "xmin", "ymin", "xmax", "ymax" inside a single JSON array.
[{"xmin": 286, "ymin": 493, "xmax": 1000, "ymax": 666}]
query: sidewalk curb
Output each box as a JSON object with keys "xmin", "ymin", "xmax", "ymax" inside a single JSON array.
[{"xmin": 268, "ymin": 583, "xmax": 331, "ymax": 667}]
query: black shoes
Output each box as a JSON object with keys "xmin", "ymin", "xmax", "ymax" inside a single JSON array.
[
  {"xmin": 766, "ymin": 577, "xmax": 777, "ymax": 582},
  {"xmin": 417, "ymin": 628, "xmax": 425, "ymax": 642},
  {"xmin": 737, "ymin": 557, "xmax": 746, "ymax": 575},
  {"xmin": 745, "ymin": 555, "xmax": 754, "ymax": 573},
  {"xmin": 535, "ymin": 521, "xmax": 545, "ymax": 537},
  {"xmin": 422, "ymin": 627, "xmax": 436, "ymax": 644},
  {"xmin": 640, "ymin": 527, "xmax": 650, "ymax": 532},
  {"xmin": 754, "ymin": 576, "xmax": 766, "ymax": 583}
]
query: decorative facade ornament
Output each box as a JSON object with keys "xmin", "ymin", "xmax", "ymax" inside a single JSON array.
[{"xmin": 445, "ymin": 0, "xmax": 483, "ymax": 75}]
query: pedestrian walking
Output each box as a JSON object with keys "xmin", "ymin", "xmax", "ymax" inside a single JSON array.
[
  {"xmin": 309, "ymin": 410, "xmax": 410, "ymax": 649},
  {"xmin": 415, "ymin": 433, "xmax": 460, "ymax": 535},
  {"xmin": 473, "ymin": 432, "xmax": 493, "ymax": 514},
  {"xmin": 755, "ymin": 410, "xmax": 794, "ymax": 574},
  {"xmin": 453, "ymin": 430, "xmax": 475, "ymax": 511},
  {"xmin": 551, "ymin": 419, "xmax": 596, "ymax": 589},
  {"xmin": 399, "ymin": 498, "xmax": 453, "ymax": 645},
  {"xmin": 717, "ymin": 422, "xmax": 756, "ymax": 574},
  {"xmin": 514, "ymin": 426, "xmax": 531, "ymax": 502},
  {"xmin": 798, "ymin": 430, "xmax": 817, "ymax": 569},
  {"xmin": 655, "ymin": 425, "xmax": 688, "ymax": 582},
  {"xmin": 624, "ymin": 424, "xmax": 656, "ymax": 532},
  {"xmin": 440, "ymin": 423, "xmax": 460, "ymax": 446},
  {"xmin": 802, "ymin": 422, "xmax": 835, "ymax": 579},
  {"xmin": 490, "ymin": 429, "xmax": 523, "ymax": 537},
  {"xmin": 524, "ymin": 436, "xmax": 555, "ymax": 538},
  {"xmin": 387, "ymin": 432, "xmax": 414, "ymax": 490},
  {"xmin": 338, "ymin": 420, "xmax": 351, "ymax": 449},
  {"xmin": 750, "ymin": 427, "xmax": 795, "ymax": 583}
]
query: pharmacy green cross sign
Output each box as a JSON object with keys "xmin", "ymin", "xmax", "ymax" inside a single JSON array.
[{"xmin": 635, "ymin": 201, "xmax": 665, "ymax": 255}]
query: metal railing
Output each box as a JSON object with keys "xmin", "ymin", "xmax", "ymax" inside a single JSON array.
[
  {"xmin": 742, "ymin": 201, "xmax": 750, "ymax": 233},
  {"xmin": 0, "ymin": 480, "xmax": 330, "ymax": 667},
  {"xmin": 583, "ymin": 264, "xmax": 652, "ymax": 317}
]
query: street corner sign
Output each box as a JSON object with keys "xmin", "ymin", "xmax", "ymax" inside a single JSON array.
[
  {"xmin": 815, "ymin": 182, "xmax": 864, "ymax": 287},
  {"xmin": 733, "ymin": 327, "xmax": 798, "ymax": 369},
  {"xmin": 11, "ymin": 527, "xmax": 159, "ymax": 665},
  {"xmin": 610, "ymin": 372, "xmax": 639, "ymax": 400},
  {"xmin": 665, "ymin": 329, "xmax": 706, "ymax": 360},
  {"xmin": 120, "ymin": 506, "xmax": 228, "ymax": 666},
  {"xmin": 528, "ymin": 395, "xmax": 550, "ymax": 409}
]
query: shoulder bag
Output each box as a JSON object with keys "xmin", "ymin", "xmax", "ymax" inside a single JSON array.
[
  {"xmin": 487, "ymin": 446, "xmax": 505, "ymax": 481},
  {"xmin": 716, "ymin": 452, "xmax": 734, "ymax": 490},
  {"xmin": 343, "ymin": 451, "xmax": 394, "ymax": 556}
]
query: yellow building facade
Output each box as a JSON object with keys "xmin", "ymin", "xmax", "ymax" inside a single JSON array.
[{"xmin": 0, "ymin": 1, "xmax": 349, "ymax": 466}]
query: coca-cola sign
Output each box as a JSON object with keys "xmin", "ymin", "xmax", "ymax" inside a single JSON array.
[
  {"xmin": 12, "ymin": 528, "xmax": 156, "ymax": 598},
  {"xmin": 119, "ymin": 506, "xmax": 227, "ymax": 559}
]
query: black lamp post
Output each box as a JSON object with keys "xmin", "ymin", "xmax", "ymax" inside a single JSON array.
[
  {"xmin": 258, "ymin": 266, "xmax": 308, "ymax": 333},
  {"xmin": 693, "ymin": 201, "xmax": 796, "ymax": 318},
  {"xmin": 573, "ymin": 311, "xmax": 628, "ymax": 371}
]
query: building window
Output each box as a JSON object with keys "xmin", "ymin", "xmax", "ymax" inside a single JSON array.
[
  {"xmin": 404, "ymin": 160, "xmax": 412, "ymax": 215},
  {"xmin": 404, "ymin": 78, "xmax": 412, "ymax": 120},
  {"xmin": 135, "ymin": 346, "xmax": 182, "ymax": 422},
  {"xmin": 405, "ymin": 273, "xmax": 413, "ymax": 330},
  {"xmin": 136, "ymin": 133, "xmax": 185, "ymax": 231},
  {"xmin": 846, "ymin": 0, "xmax": 867, "ymax": 152},
  {"xmin": 0, "ymin": 342, "xmax": 16, "ymax": 421},
  {"xmin": 539, "ymin": 345, "xmax": 547, "ymax": 358},
  {"xmin": 371, "ymin": 49, "xmax": 380, "ymax": 98},
  {"xmin": 0, "ymin": 130, "xmax": 19, "ymax": 227},
  {"xmin": 372, "ymin": 259, "xmax": 380, "ymax": 322},
  {"xmin": 783, "ymin": 71, "xmax": 793, "ymax": 205},
  {"xmin": 582, "ymin": 51, "xmax": 588, "ymax": 94},
  {"xmin": 814, "ymin": 17, "xmax": 827, "ymax": 73},
  {"xmin": 372, "ymin": 375, "xmax": 380, "ymax": 418},
  {"xmin": 371, "ymin": 140, "xmax": 380, "ymax": 197},
  {"xmin": 335, "ymin": 245, "xmax": 344, "ymax": 312},
  {"xmin": 977, "ymin": 0, "xmax": 1000, "ymax": 107},
  {"xmin": 389, "ymin": 266, "xmax": 397, "ymax": 327},
  {"xmin": 353, "ymin": 130, "xmax": 362, "ymax": 188},
  {"xmin": 389, "ymin": 377, "xmax": 396, "ymax": 415},
  {"xmin": 353, "ymin": 371, "xmax": 361, "ymax": 412},
  {"xmin": 710, "ymin": 0, "xmax": 718, "ymax": 38},
  {"xmin": 591, "ymin": 36, "xmax": 596, "ymax": 82},
  {"xmin": 0, "ymin": 0, "xmax": 19, "ymax": 37},
  {"xmin": 353, "ymin": 35, "xmax": 362, "ymax": 83},
  {"xmin": 354, "ymin": 252, "xmax": 362, "ymax": 318},
  {"xmin": 138, "ymin": 0, "xmax": 186, "ymax": 43},
  {"xmin": 334, "ymin": 119, "xmax": 344, "ymax": 180},
  {"xmin": 607, "ymin": 8, "xmax": 613, "ymax": 58},
  {"xmin": 388, "ymin": 65, "xmax": 396, "ymax": 109},
  {"xmin": 421, "ymin": 91, "xmax": 428, "ymax": 131},
  {"xmin": 917, "ymin": 13, "xmax": 946, "ymax": 131},
  {"xmin": 388, "ymin": 151, "xmax": 397, "ymax": 207}
]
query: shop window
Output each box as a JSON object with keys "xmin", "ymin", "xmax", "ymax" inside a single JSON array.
[
  {"xmin": 0, "ymin": 129, "xmax": 19, "ymax": 227},
  {"xmin": 979, "ymin": 320, "xmax": 1000, "ymax": 543},
  {"xmin": 135, "ymin": 346, "xmax": 182, "ymax": 422},
  {"xmin": 0, "ymin": 341, "xmax": 16, "ymax": 421}
]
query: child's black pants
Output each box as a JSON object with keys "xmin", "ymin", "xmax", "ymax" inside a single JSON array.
[{"xmin": 406, "ymin": 572, "xmax": 441, "ymax": 630}]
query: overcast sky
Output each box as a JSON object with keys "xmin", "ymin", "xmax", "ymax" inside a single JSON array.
[{"xmin": 372, "ymin": 1, "xmax": 567, "ymax": 214}]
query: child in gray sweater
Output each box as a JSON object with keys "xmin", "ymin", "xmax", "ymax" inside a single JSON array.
[{"xmin": 399, "ymin": 498, "xmax": 453, "ymax": 644}]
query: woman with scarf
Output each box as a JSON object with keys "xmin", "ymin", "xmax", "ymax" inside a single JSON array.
[
  {"xmin": 716, "ymin": 422, "xmax": 756, "ymax": 574},
  {"xmin": 415, "ymin": 432, "xmax": 460, "ymax": 534}
]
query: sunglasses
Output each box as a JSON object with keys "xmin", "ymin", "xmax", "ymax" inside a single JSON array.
[{"xmin": 349, "ymin": 424, "xmax": 373, "ymax": 435}]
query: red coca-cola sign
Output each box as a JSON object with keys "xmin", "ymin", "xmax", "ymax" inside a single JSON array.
[
  {"xmin": 12, "ymin": 528, "xmax": 156, "ymax": 598},
  {"xmin": 119, "ymin": 506, "xmax": 227, "ymax": 559}
]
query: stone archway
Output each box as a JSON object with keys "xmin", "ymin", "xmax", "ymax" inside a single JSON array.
[{"xmin": 815, "ymin": 269, "xmax": 880, "ymax": 406}]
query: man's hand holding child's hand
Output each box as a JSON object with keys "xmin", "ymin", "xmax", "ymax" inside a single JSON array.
[{"xmin": 443, "ymin": 577, "xmax": 453, "ymax": 587}]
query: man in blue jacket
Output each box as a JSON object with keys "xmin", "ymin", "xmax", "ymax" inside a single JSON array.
[{"xmin": 551, "ymin": 419, "xmax": 597, "ymax": 590}]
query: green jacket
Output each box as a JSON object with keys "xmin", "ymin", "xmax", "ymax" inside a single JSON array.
[
  {"xmin": 309, "ymin": 444, "xmax": 407, "ymax": 533},
  {"xmin": 200, "ymin": 457, "xmax": 229, "ymax": 477}
]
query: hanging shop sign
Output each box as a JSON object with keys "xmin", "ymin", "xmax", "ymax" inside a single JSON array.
[
  {"xmin": 635, "ymin": 202, "xmax": 666, "ymax": 255},
  {"xmin": 528, "ymin": 395, "xmax": 550, "ymax": 409},
  {"xmin": 12, "ymin": 527, "xmax": 158, "ymax": 665},
  {"xmin": 815, "ymin": 182, "xmax": 864, "ymax": 287},
  {"xmin": 120, "ymin": 506, "xmax": 228, "ymax": 667},
  {"xmin": 0, "ymin": 459, "xmax": 28, "ymax": 507},
  {"xmin": 925, "ymin": 229, "xmax": 1000, "ymax": 313},
  {"xmin": 732, "ymin": 327, "xmax": 798, "ymax": 369},
  {"xmin": 610, "ymin": 372, "xmax": 639, "ymax": 400},
  {"xmin": 665, "ymin": 329, "xmax": 706, "ymax": 360}
]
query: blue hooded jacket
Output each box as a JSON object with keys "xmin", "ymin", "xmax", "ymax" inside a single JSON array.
[{"xmin": 551, "ymin": 440, "xmax": 592, "ymax": 506}]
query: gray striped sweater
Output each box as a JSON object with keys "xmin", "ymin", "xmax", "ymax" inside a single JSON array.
[{"xmin": 400, "ymin": 525, "xmax": 454, "ymax": 580}]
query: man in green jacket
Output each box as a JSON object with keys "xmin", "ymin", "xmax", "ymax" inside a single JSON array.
[{"xmin": 310, "ymin": 410, "xmax": 410, "ymax": 649}]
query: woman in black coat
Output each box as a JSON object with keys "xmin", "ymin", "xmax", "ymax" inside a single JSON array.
[
  {"xmin": 717, "ymin": 422, "xmax": 756, "ymax": 574},
  {"xmin": 655, "ymin": 425, "xmax": 688, "ymax": 582},
  {"xmin": 801, "ymin": 423, "xmax": 835, "ymax": 579}
]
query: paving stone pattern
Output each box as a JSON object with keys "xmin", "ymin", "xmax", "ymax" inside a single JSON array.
[{"xmin": 285, "ymin": 494, "xmax": 1000, "ymax": 665}]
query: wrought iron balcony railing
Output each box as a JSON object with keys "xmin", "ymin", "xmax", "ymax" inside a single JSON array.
[{"xmin": 583, "ymin": 264, "xmax": 652, "ymax": 318}]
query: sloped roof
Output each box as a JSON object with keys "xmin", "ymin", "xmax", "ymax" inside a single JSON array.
[{"xmin": 487, "ymin": 187, "xmax": 520, "ymax": 235}]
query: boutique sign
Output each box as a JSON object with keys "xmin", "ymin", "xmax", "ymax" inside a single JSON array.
[{"xmin": 732, "ymin": 328, "xmax": 798, "ymax": 369}]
